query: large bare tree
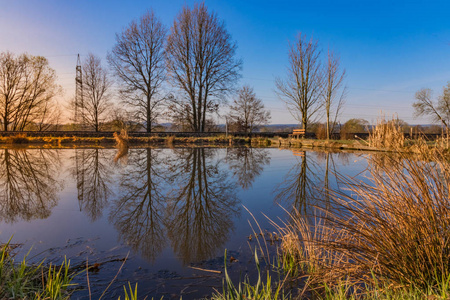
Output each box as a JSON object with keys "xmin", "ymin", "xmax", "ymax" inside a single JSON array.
[
  {"xmin": 323, "ymin": 50, "xmax": 346, "ymax": 139},
  {"xmin": 276, "ymin": 34, "xmax": 323, "ymax": 132},
  {"xmin": 0, "ymin": 52, "xmax": 60, "ymax": 131},
  {"xmin": 228, "ymin": 85, "xmax": 271, "ymax": 133},
  {"xmin": 78, "ymin": 53, "xmax": 111, "ymax": 132},
  {"xmin": 413, "ymin": 83, "xmax": 450, "ymax": 131},
  {"xmin": 108, "ymin": 10, "xmax": 167, "ymax": 133},
  {"xmin": 166, "ymin": 3, "xmax": 242, "ymax": 132}
]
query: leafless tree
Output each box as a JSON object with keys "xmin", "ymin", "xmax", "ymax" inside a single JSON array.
[
  {"xmin": 35, "ymin": 98, "xmax": 62, "ymax": 131},
  {"xmin": 228, "ymin": 85, "xmax": 271, "ymax": 133},
  {"xmin": 78, "ymin": 53, "xmax": 112, "ymax": 132},
  {"xmin": 166, "ymin": 3, "xmax": 242, "ymax": 132},
  {"xmin": 413, "ymin": 83, "xmax": 450, "ymax": 130},
  {"xmin": 276, "ymin": 34, "xmax": 323, "ymax": 132},
  {"xmin": 323, "ymin": 50, "xmax": 346, "ymax": 139},
  {"xmin": 0, "ymin": 52, "xmax": 60, "ymax": 131},
  {"xmin": 108, "ymin": 11, "xmax": 167, "ymax": 133}
]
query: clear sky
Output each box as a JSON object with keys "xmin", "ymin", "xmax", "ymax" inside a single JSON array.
[{"xmin": 1, "ymin": 0, "xmax": 449, "ymax": 125}]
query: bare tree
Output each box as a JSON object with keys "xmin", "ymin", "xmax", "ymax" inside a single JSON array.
[
  {"xmin": 108, "ymin": 11, "xmax": 167, "ymax": 133},
  {"xmin": 228, "ymin": 85, "xmax": 271, "ymax": 133},
  {"xmin": 276, "ymin": 34, "xmax": 323, "ymax": 132},
  {"xmin": 413, "ymin": 83, "xmax": 450, "ymax": 130},
  {"xmin": 78, "ymin": 53, "xmax": 111, "ymax": 132},
  {"xmin": 0, "ymin": 52, "xmax": 60, "ymax": 131},
  {"xmin": 166, "ymin": 3, "xmax": 242, "ymax": 132},
  {"xmin": 323, "ymin": 50, "xmax": 346, "ymax": 139}
]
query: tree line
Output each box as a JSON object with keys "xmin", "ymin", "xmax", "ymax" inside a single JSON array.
[{"xmin": 1, "ymin": 2, "xmax": 446, "ymax": 135}]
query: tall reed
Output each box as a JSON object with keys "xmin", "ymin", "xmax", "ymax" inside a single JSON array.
[{"xmin": 368, "ymin": 117, "xmax": 405, "ymax": 149}]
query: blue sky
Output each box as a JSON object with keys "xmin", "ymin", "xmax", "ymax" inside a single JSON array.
[{"xmin": 1, "ymin": 0, "xmax": 449, "ymax": 125}]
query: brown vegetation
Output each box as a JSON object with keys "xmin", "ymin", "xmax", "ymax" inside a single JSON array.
[{"xmin": 278, "ymin": 148, "xmax": 450, "ymax": 296}]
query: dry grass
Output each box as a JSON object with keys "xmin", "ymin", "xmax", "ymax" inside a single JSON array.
[
  {"xmin": 368, "ymin": 117, "xmax": 405, "ymax": 149},
  {"xmin": 1, "ymin": 133, "xmax": 30, "ymax": 144},
  {"xmin": 166, "ymin": 135, "xmax": 175, "ymax": 148},
  {"xmin": 113, "ymin": 129, "xmax": 129, "ymax": 148},
  {"xmin": 280, "ymin": 148, "xmax": 450, "ymax": 295}
]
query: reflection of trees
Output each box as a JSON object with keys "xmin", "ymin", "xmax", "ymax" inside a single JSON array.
[
  {"xmin": 275, "ymin": 151, "xmax": 318, "ymax": 213},
  {"xmin": 276, "ymin": 150, "xmax": 351, "ymax": 214},
  {"xmin": 226, "ymin": 147, "xmax": 270, "ymax": 189},
  {"xmin": 0, "ymin": 149, "xmax": 61, "ymax": 223},
  {"xmin": 165, "ymin": 148, "xmax": 239, "ymax": 264},
  {"xmin": 74, "ymin": 149, "xmax": 113, "ymax": 221},
  {"xmin": 109, "ymin": 148, "xmax": 167, "ymax": 263}
]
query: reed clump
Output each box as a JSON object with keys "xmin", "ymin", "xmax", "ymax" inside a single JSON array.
[
  {"xmin": 368, "ymin": 117, "xmax": 405, "ymax": 149},
  {"xmin": 166, "ymin": 135, "xmax": 175, "ymax": 147},
  {"xmin": 280, "ymin": 148, "xmax": 450, "ymax": 297},
  {"xmin": 113, "ymin": 129, "xmax": 129, "ymax": 148}
]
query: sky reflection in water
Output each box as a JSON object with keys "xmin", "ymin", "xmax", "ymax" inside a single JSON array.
[{"xmin": 0, "ymin": 147, "xmax": 368, "ymax": 299}]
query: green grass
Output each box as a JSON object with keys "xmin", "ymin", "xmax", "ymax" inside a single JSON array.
[
  {"xmin": 0, "ymin": 238, "xmax": 76, "ymax": 299},
  {"xmin": 211, "ymin": 250, "xmax": 291, "ymax": 300}
]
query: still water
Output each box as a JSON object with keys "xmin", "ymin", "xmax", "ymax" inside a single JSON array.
[{"xmin": 0, "ymin": 146, "xmax": 369, "ymax": 299}]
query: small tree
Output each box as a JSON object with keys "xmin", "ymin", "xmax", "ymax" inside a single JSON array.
[
  {"xmin": 323, "ymin": 50, "xmax": 346, "ymax": 139},
  {"xmin": 276, "ymin": 33, "xmax": 323, "ymax": 132},
  {"xmin": 108, "ymin": 10, "xmax": 167, "ymax": 133},
  {"xmin": 413, "ymin": 83, "xmax": 450, "ymax": 131},
  {"xmin": 228, "ymin": 86, "xmax": 271, "ymax": 133},
  {"xmin": 78, "ymin": 53, "xmax": 111, "ymax": 132}
]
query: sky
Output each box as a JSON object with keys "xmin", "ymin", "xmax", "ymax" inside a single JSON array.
[{"xmin": 0, "ymin": 0, "xmax": 449, "ymax": 125}]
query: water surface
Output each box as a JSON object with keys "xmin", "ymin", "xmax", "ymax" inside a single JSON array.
[{"xmin": 0, "ymin": 146, "xmax": 369, "ymax": 299}]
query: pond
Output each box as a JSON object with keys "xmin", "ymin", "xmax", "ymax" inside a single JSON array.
[{"xmin": 0, "ymin": 146, "xmax": 370, "ymax": 299}]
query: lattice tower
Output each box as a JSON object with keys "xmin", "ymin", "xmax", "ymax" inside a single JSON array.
[{"xmin": 75, "ymin": 54, "xmax": 83, "ymax": 124}]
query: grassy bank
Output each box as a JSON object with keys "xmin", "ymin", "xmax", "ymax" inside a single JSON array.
[
  {"xmin": 0, "ymin": 133, "xmax": 271, "ymax": 148},
  {"xmin": 275, "ymin": 118, "xmax": 448, "ymax": 154}
]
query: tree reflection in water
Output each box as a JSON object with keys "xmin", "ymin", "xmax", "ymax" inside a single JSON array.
[
  {"xmin": 165, "ymin": 148, "xmax": 239, "ymax": 264},
  {"xmin": 276, "ymin": 150, "xmax": 352, "ymax": 214},
  {"xmin": 225, "ymin": 147, "xmax": 270, "ymax": 189},
  {"xmin": 74, "ymin": 149, "xmax": 113, "ymax": 221},
  {"xmin": 0, "ymin": 149, "xmax": 61, "ymax": 223},
  {"xmin": 109, "ymin": 148, "xmax": 167, "ymax": 263}
]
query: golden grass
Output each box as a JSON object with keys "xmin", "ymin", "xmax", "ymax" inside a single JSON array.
[
  {"xmin": 368, "ymin": 117, "xmax": 405, "ymax": 149},
  {"xmin": 280, "ymin": 148, "xmax": 450, "ymax": 295},
  {"xmin": 113, "ymin": 129, "xmax": 129, "ymax": 148}
]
